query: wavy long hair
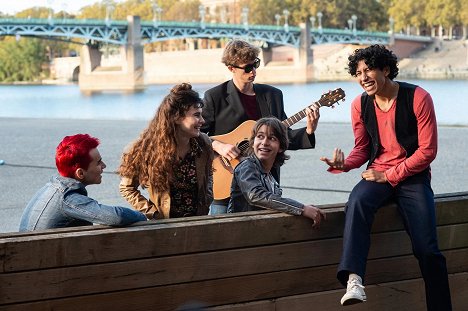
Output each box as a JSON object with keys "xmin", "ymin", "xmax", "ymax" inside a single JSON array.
[{"xmin": 118, "ymin": 83, "xmax": 203, "ymax": 192}]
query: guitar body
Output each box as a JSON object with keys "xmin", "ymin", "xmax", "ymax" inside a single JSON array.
[
  {"xmin": 211, "ymin": 120, "xmax": 256, "ymax": 200},
  {"xmin": 209, "ymin": 88, "xmax": 345, "ymax": 201}
]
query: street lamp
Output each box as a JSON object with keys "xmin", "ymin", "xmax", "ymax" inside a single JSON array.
[
  {"xmin": 61, "ymin": 1, "xmax": 67, "ymax": 23},
  {"xmin": 220, "ymin": 7, "xmax": 227, "ymax": 24},
  {"xmin": 347, "ymin": 19, "xmax": 353, "ymax": 32},
  {"xmin": 152, "ymin": 2, "xmax": 163, "ymax": 27},
  {"xmin": 156, "ymin": 7, "xmax": 163, "ymax": 24},
  {"xmin": 47, "ymin": 0, "xmax": 54, "ymax": 26},
  {"xmin": 317, "ymin": 11, "xmax": 323, "ymax": 34},
  {"xmin": 283, "ymin": 9, "xmax": 289, "ymax": 32},
  {"xmin": 242, "ymin": 7, "xmax": 249, "ymax": 30},
  {"xmin": 199, "ymin": 5, "xmax": 206, "ymax": 29},
  {"xmin": 388, "ymin": 17, "xmax": 395, "ymax": 34},
  {"xmin": 388, "ymin": 17, "xmax": 395, "ymax": 45},
  {"xmin": 351, "ymin": 14, "xmax": 357, "ymax": 35},
  {"xmin": 310, "ymin": 16, "xmax": 316, "ymax": 30},
  {"xmin": 105, "ymin": 1, "xmax": 115, "ymax": 27},
  {"xmin": 275, "ymin": 14, "xmax": 281, "ymax": 29}
]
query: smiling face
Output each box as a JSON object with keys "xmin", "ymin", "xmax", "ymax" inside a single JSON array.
[
  {"xmin": 175, "ymin": 105, "xmax": 205, "ymax": 139},
  {"xmin": 77, "ymin": 148, "xmax": 106, "ymax": 186},
  {"xmin": 355, "ymin": 60, "xmax": 390, "ymax": 97},
  {"xmin": 253, "ymin": 124, "xmax": 282, "ymax": 170}
]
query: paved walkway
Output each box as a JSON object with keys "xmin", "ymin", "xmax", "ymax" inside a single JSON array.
[{"xmin": 1, "ymin": 117, "xmax": 467, "ymax": 233}]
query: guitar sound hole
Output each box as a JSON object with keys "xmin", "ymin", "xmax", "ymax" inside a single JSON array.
[{"xmin": 237, "ymin": 140, "xmax": 250, "ymax": 156}]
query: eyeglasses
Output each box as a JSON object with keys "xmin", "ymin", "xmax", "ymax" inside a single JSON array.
[{"xmin": 230, "ymin": 58, "xmax": 261, "ymax": 73}]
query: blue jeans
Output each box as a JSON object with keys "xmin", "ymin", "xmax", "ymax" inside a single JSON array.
[
  {"xmin": 337, "ymin": 169, "xmax": 451, "ymax": 311},
  {"xmin": 209, "ymin": 200, "xmax": 228, "ymax": 215}
]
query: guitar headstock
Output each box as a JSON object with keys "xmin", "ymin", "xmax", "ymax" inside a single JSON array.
[{"xmin": 317, "ymin": 88, "xmax": 346, "ymax": 108}]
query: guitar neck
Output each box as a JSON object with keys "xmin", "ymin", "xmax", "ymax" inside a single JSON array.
[{"xmin": 282, "ymin": 104, "xmax": 318, "ymax": 128}]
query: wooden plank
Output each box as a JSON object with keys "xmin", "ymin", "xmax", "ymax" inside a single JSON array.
[
  {"xmin": 1, "ymin": 191, "xmax": 465, "ymax": 241},
  {"xmin": 0, "ymin": 249, "xmax": 466, "ymax": 310},
  {"xmin": 1, "ymin": 223, "xmax": 467, "ymax": 304},
  {"xmin": 2, "ymin": 195, "xmax": 467, "ymax": 273},
  {"xmin": 210, "ymin": 272, "xmax": 468, "ymax": 311}
]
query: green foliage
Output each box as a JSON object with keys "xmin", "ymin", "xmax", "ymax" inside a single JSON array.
[{"xmin": 0, "ymin": 37, "xmax": 47, "ymax": 82}]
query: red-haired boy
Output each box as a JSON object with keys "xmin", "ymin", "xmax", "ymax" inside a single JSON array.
[{"xmin": 19, "ymin": 134, "xmax": 146, "ymax": 231}]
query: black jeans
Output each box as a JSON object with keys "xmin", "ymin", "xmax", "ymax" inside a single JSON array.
[{"xmin": 337, "ymin": 170, "xmax": 452, "ymax": 311}]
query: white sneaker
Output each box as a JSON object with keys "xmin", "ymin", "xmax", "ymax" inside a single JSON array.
[{"xmin": 340, "ymin": 278, "xmax": 367, "ymax": 306}]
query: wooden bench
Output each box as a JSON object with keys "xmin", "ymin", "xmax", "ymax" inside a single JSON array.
[{"xmin": 0, "ymin": 192, "xmax": 467, "ymax": 310}]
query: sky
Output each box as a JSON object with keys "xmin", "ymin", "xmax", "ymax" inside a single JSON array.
[{"xmin": 1, "ymin": 0, "xmax": 118, "ymax": 15}]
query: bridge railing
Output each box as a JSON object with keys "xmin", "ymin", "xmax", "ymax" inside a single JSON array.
[{"xmin": 0, "ymin": 17, "xmax": 432, "ymax": 47}]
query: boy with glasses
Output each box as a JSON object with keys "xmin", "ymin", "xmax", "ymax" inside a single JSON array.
[{"xmin": 201, "ymin": 39, "xmax": 321, "ymax": 214}]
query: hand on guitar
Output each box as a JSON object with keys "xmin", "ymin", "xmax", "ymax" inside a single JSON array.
[
  {"xmin": 306, "ymin": 103, "xmax": 321, "ymax": 135},
  {"xmin": 320, "ymin": 148, "xmax": 346, "ymax": 171},
  {"xmin": 302, "ymin": 205, "xmax": 326, "ymax": 228},
  {"xmin": 212, "ymin": 140, "xmax": 241, "ymax": 161}
]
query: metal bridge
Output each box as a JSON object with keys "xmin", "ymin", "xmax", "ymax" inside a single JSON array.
[{"xmin": 0, "ymin": 17, "xmax": 432, "ymax": 47}]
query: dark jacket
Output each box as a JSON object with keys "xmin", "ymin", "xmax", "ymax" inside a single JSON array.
[
  {"xmin": 202, "ymin": 79, "xmax": 315, "ymax": 151},
  {"xmin": 202, "ymin": 79, "xmax": 316, "ymax": 184},
  {"xmin": 228, "ymin": 156, "xmax": 304, "ymax": 215}
]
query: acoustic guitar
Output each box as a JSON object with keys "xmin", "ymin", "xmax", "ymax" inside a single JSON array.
[{"xmin": 210, "ymin": 88, "xmax": 346, "ymax": 200}]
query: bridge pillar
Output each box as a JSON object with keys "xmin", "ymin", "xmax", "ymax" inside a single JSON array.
[
  {"xmin": 295, "ymin": 22, "xmax": 313, "ymax": 81},
  {"xmin": 79, "ymin": 15, "xmax": 145, "ymax": 93}
]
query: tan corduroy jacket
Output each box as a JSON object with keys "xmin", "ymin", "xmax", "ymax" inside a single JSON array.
[{"xmin": 119, "ymin": 133, "xmax": 214, "ymax": 219}]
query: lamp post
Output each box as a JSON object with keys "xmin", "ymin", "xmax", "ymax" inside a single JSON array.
[
  {"xmin": 199, "ymin": 5, "xmax": 206, "ymax": 29},
  {"xmin": 61, "ymin": 1, "xmax": 67, "ymax": 23},
  {"xmin": 156, "ymin": 7, "xmax": 163, "ymax": 24},
  {"xmin": 242, "ymin": 7, "xmax": 249, "ymax": 30},
  {"xmin": 151, "ymin": 1, "xmax": 159, "ymax": 27},
  {"xmin": 388, "ymin": 17, "xmax": 395, "ymax": 34},
  {"xmin": 310, "ymin": 16, "xmax": 316, "ymax": 30},
  {"xmin": 347, "ymin": 19, "xmax": 353, "ymax": 32},
  {"xmin": 317, "ymin": 11, "xmax": 323, "ymax": 34},
  {"xmin": 389, "ymin": 17, "xmax": 395, "ymax": 46},
  {"xmin": 47, "ymin": 0, "xmax": 54, "ymax": 26},
  {"xmin": 105, "ymin": 1, "xmax": 115, "ymax": 27},
  {"xmin": 283, "ymin": 9, "xmax": 289, "ymax": 32},
  {"xmin": 220, "ymin": 6, "xmax": 227, "ymax": 24},
  {"xmin": 275, "ymin": 14, "xmax": 281, "ymax": 29},
  {"xmin": 351, "ymin": 14, "xmax": 357, "ymax": 35}
]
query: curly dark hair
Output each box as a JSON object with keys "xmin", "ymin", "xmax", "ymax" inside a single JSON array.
[
  {"xmin": 248, "ymin": 117, "xmax": 290, "ymax": 167},
  {"xmin": 119, "ymin": 83, "xmax": 204, "ymax": 192},
  {"xmin": 347, "ymin": 44, "xmax": 399, "ymax": 80}
]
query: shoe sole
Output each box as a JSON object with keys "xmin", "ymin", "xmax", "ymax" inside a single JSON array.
[{"xmin": 341, "ymin": 298, "xmax": 366, "ymax": 306}]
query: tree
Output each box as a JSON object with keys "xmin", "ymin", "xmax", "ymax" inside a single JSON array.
[
  {"xmin": 0, "ymin": 37, "xmax": 47, "ymax": 82},
  {"xmin": 425, "ymin": 0, "xmax": 458, "ymax": 38},
  {"xmin": 388, "ymin": 0, "xmax": 426, "ymax": 35},
  {"xmin": 460, "ymin": 0, "xmax": 468, "ymax": 38},
  {"xmin": 15, "ymin": 7, "xmax": 50, "ymax": 19}
]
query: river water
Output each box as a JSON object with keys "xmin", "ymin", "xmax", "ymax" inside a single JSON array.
[{"xmin": 1, "ymin": 79, "xmax": 467, "ymax": 126}]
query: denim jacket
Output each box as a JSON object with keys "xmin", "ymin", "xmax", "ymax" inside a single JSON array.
[
  {"xmin": 228, "ymin": 156, "xmax": 304, "ymax": 215},
  {"xmin": 19, "ymin": 175, "xmax": 147, "ymax": 231}
]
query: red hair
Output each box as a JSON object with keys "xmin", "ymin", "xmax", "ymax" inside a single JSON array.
[{"xmin": 55, "ymin": 134, "xmax": 100, "ymax": 178}]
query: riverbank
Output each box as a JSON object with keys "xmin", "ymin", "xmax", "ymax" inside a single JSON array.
[{"xmin": 41, "ymin": 39, "xmax": 468, "ymax": 85}]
